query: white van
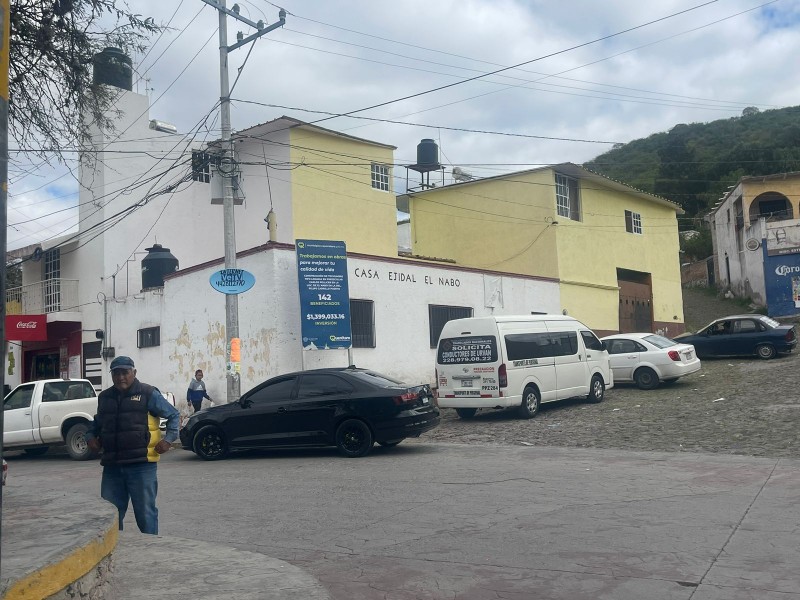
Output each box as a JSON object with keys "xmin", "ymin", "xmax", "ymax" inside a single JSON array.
[{"xmin": 435, "ymin": 315, "xmax": 613, "ymax": 419}]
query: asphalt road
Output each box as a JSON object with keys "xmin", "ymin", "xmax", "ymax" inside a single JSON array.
[{"xmin": 8, "ymin": 441, "xmax": 800, "ymax": 600}]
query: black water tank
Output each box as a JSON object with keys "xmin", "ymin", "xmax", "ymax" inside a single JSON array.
[
  {"xmin": 416, "ymin": 139, "xmax": 439, "ymax": 167},
  {"xmin": 93, "ymin": 47, "xmax": 133, "ymax": 91},
  {"xmin": 141, "ymin": 244, "xmax": 179, "ymax": 290}
]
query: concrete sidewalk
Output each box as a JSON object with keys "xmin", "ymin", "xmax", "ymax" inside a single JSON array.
[
  {"xmin": 0, "ymin": 489, "xmax": 329, "ymax": 600},
  {"xmin": 113, "ymin": 532, "xmax": 330, "ymax": 599}
]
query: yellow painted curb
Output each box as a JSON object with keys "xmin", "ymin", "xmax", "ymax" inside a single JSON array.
[{"xmin": 3, "ymin": 522, "xmax": 118, "ymax": 600}]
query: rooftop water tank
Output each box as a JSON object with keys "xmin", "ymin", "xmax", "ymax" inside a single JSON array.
[
  {"xmin": 92, "ymin": 47, "xmax": 133, "ymax": 91},
  {"xmin": 141, "ymin": 244, "xmax": 179, "ymax": 290},
  {"xmin": 416, "ymin": 139, "xmax": 439, "ymax": 170}
]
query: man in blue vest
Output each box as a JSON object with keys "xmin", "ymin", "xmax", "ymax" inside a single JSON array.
[{"xmin": 86, "ymin": 356, "xmax": 180, "ymax": 534}]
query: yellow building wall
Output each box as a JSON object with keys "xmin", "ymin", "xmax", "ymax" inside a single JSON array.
[
  {"xmin": 556, "ymin": 182, "xmax": 684, "ymax": 332},
  {"xmin": 742, "ymin": 177, "xmax": 800, "ymax": 217},
  {"xmin": 289, "ymin": 128, "xmax": 398, "ymax": 257},
  {"xmin": 408, "ymin": 170, "xmax": 559, "ymax": 279}
]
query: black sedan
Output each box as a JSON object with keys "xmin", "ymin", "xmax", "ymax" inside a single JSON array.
[
  {"xmin": 180, "ymin": 367, "xmax": 440, "ymax": 459},
  {"xmin": 674, "ymin": 314, "xmax": 796, "ymax": 359}
]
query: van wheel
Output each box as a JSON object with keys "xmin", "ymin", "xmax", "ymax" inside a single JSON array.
[
  {"xmin": 587, "ymin": 375, "xmax": 605, "ymax": 403},
  {"xmin": 518, "ymin": 386, "xmax": 540, "ymax": 419},
  {"xmin": 456, "ymin": 408, "xmax": 478, "ymax": 419},
  {"xmin": 634, "ymin": 367, "xmax": 659, "ymax": 390}
]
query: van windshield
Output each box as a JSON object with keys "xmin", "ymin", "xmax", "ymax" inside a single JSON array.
[{"xmin": 437, "ymin": 336, "xmax": 498, "ymax": 364}]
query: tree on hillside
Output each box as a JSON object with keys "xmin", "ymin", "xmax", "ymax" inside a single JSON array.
[{"xmin": 9, "ymin": 0, "xmax": 163, "ymax": 160}]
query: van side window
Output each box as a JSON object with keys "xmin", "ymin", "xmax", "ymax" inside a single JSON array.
[
  {"xmin": 580, "ymin": 330, "xmax": 604, "ymax": 351},
  {"xmin": 505, "ymin": 333, "xmax": 553, "ymax": 360},
  {"xmin": 505, "ymin": 332, "xmax": 578, "ymax": 359},
  {"xmin": 553, "ymin": 332, "xmax": 579, "ymax": 355}
]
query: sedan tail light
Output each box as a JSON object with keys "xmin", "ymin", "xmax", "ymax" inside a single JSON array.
[
  {"xmin": 498, "ymin": 363, "xmax": 508, "ymax": 388},
  {"xmin": 668, "ymin": 350, "xmax": 681, "ymax": 361},
  {"xmin": 787, "ymin": 329, "xmax": 796, "ymax": 342},
  {"xmin": 393, "ymin": 390, "xmax": 419, "ymax": 406}
]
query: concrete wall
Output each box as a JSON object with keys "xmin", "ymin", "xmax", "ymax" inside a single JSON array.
[
  {"xmin": 708, "ymin": 178, "xmax": 800, "ymax": 307},
  {"xmin": 289, "ymin": 127, "xmax": 398, "ymax": 258},
  {"xmin": 103, "ymin": 245, "xmax": 560, "ymax": 394},
  {"xmin": 556, "ymin": 178, "xmax": 684, "ymax": 332},
  {"xmin": 407, "ymin": 166, "xmax": 684, "ymax": 334},
  {"xmin": 407, "ymin": 169, "xmax": 560, "ymax": 279}
]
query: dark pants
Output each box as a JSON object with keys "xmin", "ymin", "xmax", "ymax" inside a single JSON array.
[
  {"xmin": 101, "ymin": 463, "xmax": 159, "ymax": 534},
  {"xmin": 191, "ymin": 400, "xmax": 203, "ymax": 412}
]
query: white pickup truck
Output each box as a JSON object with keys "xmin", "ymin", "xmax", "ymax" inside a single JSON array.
[{"xmin": 3, "ymin": 379, "xmax": 98, "ymax": 460}]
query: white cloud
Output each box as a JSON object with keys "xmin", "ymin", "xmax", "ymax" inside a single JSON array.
[{"xmin": 8, "ymin": 0, "xmax": 800, "ymax": 248}]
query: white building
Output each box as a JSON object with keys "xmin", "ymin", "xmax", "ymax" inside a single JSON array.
[
  {"xmin": 5, "ymin": 51, "xmax": 560, "ymax": 395},
  {"xmin": 105, "ymin": 243, "xmax": 560, "ymax": 398},
  {"xmin": 709, "ymin": 172, "xmax": 800, "ymax": 316}
]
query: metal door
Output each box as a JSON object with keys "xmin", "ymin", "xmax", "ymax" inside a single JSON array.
[{"xmin": 618, "ymin": 280, "xmax": 653, "ymax": 332}]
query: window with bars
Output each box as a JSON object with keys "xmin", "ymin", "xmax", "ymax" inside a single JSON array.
[
  {"xmin": 349, "ymin": 299, "xmax": 375, "ymax": 348},
  {"xmin": 371, "ymin": 163, "xmax": 390, "ymax": 191},
  {"xmin": 624, "ymin": 210, "xmax": 643, "ymax": 234},
  {"xmin": 555, "ymin": 173, "xmax": 580, "ymax": 221},
  {"xmin": 137, "ymin": 326, "xmax": 161, "ymax": 348},
  {"xmin": 429, "ymin": 304, "xmax": 473, "ymax": 348},
  {"xmin": 191, "ymin": 151, "xmax": 212, "ymax": 183}
]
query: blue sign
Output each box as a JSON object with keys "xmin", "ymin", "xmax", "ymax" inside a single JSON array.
[
  {"xmin": 296, "ymin": 239, "xmax": 352, "ymax": 349},
  {"xmin": 764, "ymin": 247, "xmax": 800, "ymax": 317},
  {"xmin": 209, "ymin": 269, "xmax": 256, "ymax": 295}
]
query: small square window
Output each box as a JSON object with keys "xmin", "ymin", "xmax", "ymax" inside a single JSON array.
[
  {"xmin": 137, "ymin": 326, "xmax": 160, "ymax": 348},
  {"xmin": 625, "ymin": 210, "xmax": 642, "ymax": 234},
  {"xmin": 371, "ymin": 163, "xmax": 390, "ymax": 192}
]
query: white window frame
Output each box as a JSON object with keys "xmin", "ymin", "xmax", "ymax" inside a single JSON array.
[
  {"xmin": 555, "ymin": 173, "xmax": 580, "ymax": 221},
  {"xmin": 371, "ymin": 163, "xmax": 390, "ymax": 192},
  {"xmin": 625, "ymin": 210, "xmax": 643, "ymax": 235}
]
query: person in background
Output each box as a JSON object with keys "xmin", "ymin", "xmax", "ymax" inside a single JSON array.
[
  {"xmin": 86, "ymin": 356, "xmax": 179, "ymax": 535},
  {"xmin": 187, "ymin": 369, "xmax": 213, "ymax": 413}
]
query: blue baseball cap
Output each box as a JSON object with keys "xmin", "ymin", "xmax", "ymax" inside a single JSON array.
[{"xmin": 110, "ymin": 356, "xmax": 135, "ymax": 371}]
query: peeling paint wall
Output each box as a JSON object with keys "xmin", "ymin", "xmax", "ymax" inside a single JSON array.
[{"xmin": 105, "ymin": 247, "xmax": 560, "ymax": 396}]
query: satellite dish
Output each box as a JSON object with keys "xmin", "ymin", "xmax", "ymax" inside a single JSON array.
[
  {"xmin": 31, "ymin": 247, "xmax": 43, "ymax": 262},
  {"xmin": 745, "ymin": 238, "xmax": 761, "ymax": 251}
]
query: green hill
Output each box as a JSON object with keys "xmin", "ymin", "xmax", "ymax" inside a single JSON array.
[{"xmin": 584, "ymin": 106, "xmax": 800, "ymax": 227}]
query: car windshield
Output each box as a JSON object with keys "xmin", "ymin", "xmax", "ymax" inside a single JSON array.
[
  {"xmin": 642, "ymin": 334, "xmax": 677, "ymax": 349},
  {"xmin": 347, "ymin": 370, "xmax": 408, "ymax": 388}
]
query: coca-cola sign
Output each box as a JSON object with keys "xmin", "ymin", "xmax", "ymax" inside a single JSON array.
[{"xmin": 5, "ymin": 315, "xmax": 48, "ymax": 341}]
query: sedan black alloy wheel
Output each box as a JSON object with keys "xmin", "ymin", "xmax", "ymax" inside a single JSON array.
[
  {"xmin": 336, "ymin": 419, "xmax": 374, "ymax": 458},
  {"xmin": 194, "ymin": 425, "xmax": 229, "ymax": 460}
]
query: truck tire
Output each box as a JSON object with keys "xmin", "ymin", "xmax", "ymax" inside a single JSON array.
[{"xmin": 65, "ymin": 423, "xmax": 93, "ymax": 461}]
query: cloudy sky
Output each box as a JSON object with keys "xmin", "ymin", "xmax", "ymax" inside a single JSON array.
[{"xmin": 7, "ymin": 0, "xmax": 800, "ymax": 250}]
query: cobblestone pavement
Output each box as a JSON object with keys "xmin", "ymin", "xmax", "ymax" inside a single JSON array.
[{"xmin": 423, "ymin": 288, "xmax": 800, "ymax": 458}]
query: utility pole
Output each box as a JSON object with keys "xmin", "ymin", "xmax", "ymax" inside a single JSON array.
[
  {"xmin": 0, "ymin": 0, "xmax": 9, "ymax": 572},
  {"xmin": 201, "ymin": 0, "xmax": 285, "ymax": 403}
]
